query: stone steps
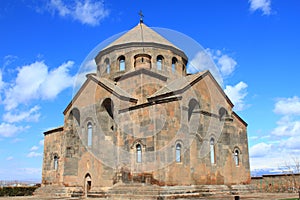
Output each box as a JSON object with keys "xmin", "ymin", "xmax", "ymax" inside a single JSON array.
[
  {"xmin": 34, "ymin": 185, "xmax": 83, "ymax": 198},
  {"xmin": 34, "ymin": 185, "xmax": 68, "ymax": 197},
  {"xmin": 161, "ymin": 185, "xmax": 232, "ymax": 196},
  {"xmin": 230, "ymin": 184, "xmax": 258, "ymax": 194},
  {"xmin": 108, "ymin": 183, "xmax": 161, "ymax": 197},
  {"xmin": 102, "ymin": 184, "xmax": 235, "ymax": 199},
  {"xmin": 35, "ymin": 184, "xmax": 255, "ymax": 199}
]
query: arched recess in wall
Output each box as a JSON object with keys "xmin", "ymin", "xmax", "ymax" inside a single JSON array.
[
  {"xmin": 130, "ymin": 139, "xmax": 146, "ymax": 164},
  {"xmin": 188, "ymin": 98, "xmax": 201, "ymax": 133},
  {"xmin": 219, "ymin": 107, "xmax": 228, "ymax": 121},
  {"xmin": 99, "ymin": 98, "xmax": 114, "ymax": 132},
  {"xmin": 68, "ymin": 108, "xmax": 80, "ymax": 128}
]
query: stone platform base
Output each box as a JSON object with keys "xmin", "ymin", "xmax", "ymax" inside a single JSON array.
[
  {"xmin": 34, "ymin": 185, "xmax": 83, "ymax": 198},
  {"xmin": 34, "ymin": 183, "xmax": 256, "ymax": 199}
]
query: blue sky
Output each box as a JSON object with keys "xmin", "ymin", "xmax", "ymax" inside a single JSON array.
[{"xmin": 0, "ymin": 0, "xmax": 300, "ymax": 181}]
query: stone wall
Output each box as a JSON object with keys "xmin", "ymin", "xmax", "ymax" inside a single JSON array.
[
  {"xmin": 252, "ymin": 174, "xmax": 300, "ymax": 192},
  {"xmin": 42, "ymin": 127, "xmax": 64, "ymax": 185}
]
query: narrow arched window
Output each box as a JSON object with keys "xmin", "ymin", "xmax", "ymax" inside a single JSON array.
[
  {"xmin": 176, "ymin": 143, "xmax": 181, "ymax": 163},
  {"xmin": 87, "ymin": 122, "xmax": 92, "ymax": 147},
  {"xmin": 54, "ymin": 155, "xmax": 58, "ymax": 170},
  {"xmin": 156, "ymin": 55, "xmax": 163, "ymax": 70},
  {"xmin": 119, "ymin": 56, "xmax": 125, "ymax": 71},
  {"xmin": 172, "ymin": 57, "xmax": 177, "ymax": 72},
  {"xmin": 136, "ymin": 144, "xmax": 142, "ymax": 163},
  {"xmin": 105, "ymin": 58, "xmax": 110, "ymax": 74},
  {"xmin": 234, "ymin": 149, "xmax": 239, "ymax": 166},
  {"xmin": 210, "ymin": 138, "xmax": 215, "ymax": 164}
]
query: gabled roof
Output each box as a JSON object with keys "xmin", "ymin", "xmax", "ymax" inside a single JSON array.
[
  {"xmin": 44, "ymin": 126, "xmax": 64, "ymax": 135},
  {"xmin": 89, "ymin": 75, "xmax": 137, "ymax": 102},
  {"xmin": 102, "ymin": 22, "xmax": 181, "ymax": 51},
  {"xmin": 232, "ymin": 111, "xmax": 248, "ymax": 127},
  {"xmin": 63, "ymin": 74, "xmax": 137, "ymax": 115},
  {"xmin": 147, "ymin": 71, "xmax": 207, "ymax": 99},
  {"xmin": 147, "ymin": 70, "xmax": 234, "ymax": 108}
]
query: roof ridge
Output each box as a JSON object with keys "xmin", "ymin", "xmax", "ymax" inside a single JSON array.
[
  {"xmin": 147, "ymin": 71, "xmax": 208, "ymax": 100},
  {"xmin": 102, "ymin": 23, "xmax": 181, "ymax": 51}
]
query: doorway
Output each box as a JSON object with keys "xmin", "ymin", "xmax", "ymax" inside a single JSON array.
[{"xmin": 85, "ymin": 174, "xmax": 92, "ymax": 196}]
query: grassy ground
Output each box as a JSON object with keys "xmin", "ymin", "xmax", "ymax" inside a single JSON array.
[{"xmin": 279, "ymin": 198, "xmax": 299, "ymax": 200}]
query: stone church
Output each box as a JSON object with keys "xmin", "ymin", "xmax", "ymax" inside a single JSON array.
[{"xmin": 37, "ymin": 20, "xmax": 251, "ymax": 198}]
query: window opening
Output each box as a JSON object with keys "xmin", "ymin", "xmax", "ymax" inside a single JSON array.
[
  {"xmin": 87, "ymin": 122, "xmax": 92, "ymax": 147},
  {"xmin": 176, "ymin": 143, "xmax": 181, "ymax": 162},
  {"xmin": 210, "ymin": 138, "xmax": 215, "ymax": 164},
  {"xmin": 136, "ymin": 144, "xmax": 142, "ymax": 163},
  {"xmin": 119, "ymin": 56, "xmax": 125, "ymax": 71}
]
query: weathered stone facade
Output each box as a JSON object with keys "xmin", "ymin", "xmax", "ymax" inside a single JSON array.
[{"xmin": 38, "ymin": 22, "xmax": 250, "ymax": 198}]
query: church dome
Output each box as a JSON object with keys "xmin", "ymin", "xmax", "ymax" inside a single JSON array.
[
  {"xmin": 95, "ymin": 22, "xmax": 188, "ymax": 79},
  {"xmin": 102, "ymin": 22, "xmax": 183, "ymax": 52}
]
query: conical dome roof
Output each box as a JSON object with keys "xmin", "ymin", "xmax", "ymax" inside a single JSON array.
[{"xmin": 102, "ymin": 22, "xmax": 182, "ymax": 52}]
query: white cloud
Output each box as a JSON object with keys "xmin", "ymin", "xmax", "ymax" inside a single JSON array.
[
  {"xmin": 0, "ymin": 123, "xmax": 29, "ymax": 137},
  {"xmin": 39, "ymin": 139, "xmax": 44, "ymax": 146},
  {"xmin": 189, "ymin": 49, "xmax": 247, "ymax": 111},
  {"xmin": 49, "ymin": 0, "xmax": 70, "ymax": 16},
  {"xmin": 280, "ymin": 136, "xmax": 300, "ymax": 151},
  {"xmin": 11, "ymin": 138, "xmax": 23, "ymax": 143},
  {"xmin": 30, "ymin": 146, "xmax": 39, "ymax": 151},
  {"xmin": 40, "ymin": 61, "xmax": 74, "ymax": 99},
  {"xmin": 272, "ymin": 97, "xmax": 300, "ymax": 137},
  {"xmin": 3, "ymin": 55, "xmax": 18, "ymax": 68},
  {"xmin": 3, "ymin": 105, "xmax": 41, "ymax": 123},
  {"xmin": 189, "ymin": 49, "xmax": 238, "ymax": 86},
  {"xmin": 272, "ymin": 116, "xmax": 300, "ymax": 137},
  {"xmin": 2, "ymin": 61, "xmax": 74, "ymax": 111},
  {"xmin": 49, "ymin": 0, "xmax": 109, "ymax": 26},
  {"xmin": 218, "ymin": 54, "xmax": 237, "ymax": 76},
  {"xmin": 6, "ymin": 156, "xmax": 13, "ymax": 161},
  {"xmin": 249, "ymin": 135, "xmax": 259, "ymax": 140},
  {"xmin": 3, "ymin": 61, "xmax": 48, "ymax": 110},
  {"xmin": 249, "ymin": 0, "xmax": 271, "ymax": 15},
  {"xmin": 27, "ymin": 152, "xmax": 42, "ymax": 158},
  {"xmin": 250, "ymin": 96, "xmax": 300, "ymax": 172},
  {"xmin": 224, "ymin": 81, "xmax": 248, "ymax": 111},
  {"xmin": 249, "ymin": 142, "xmax": 272, "ymax": 158},
  {"xmin": 251, "ymin": 96, "xmax": 300, "ymax": 171},
  {"xmin": 0, "ymin": 70, "xmax": 5, "ymax": 91},
  {"xmin": 73, "ymin": 59, "xmax": 96, "ymax": 90},
  {"xmin": 274, "ymin": 96, "xmax": 300, "ymax": 116},
  {"xmin": 18, "ymin": 167, "xmax": 42, "ymax": 176},
  {"xmin": 189, "ymin": 50, "xmax": 223, "ymax": 85},
  {"xmin": 0, "ymin": 167, "xmax": 42, "ymax": 181}
]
